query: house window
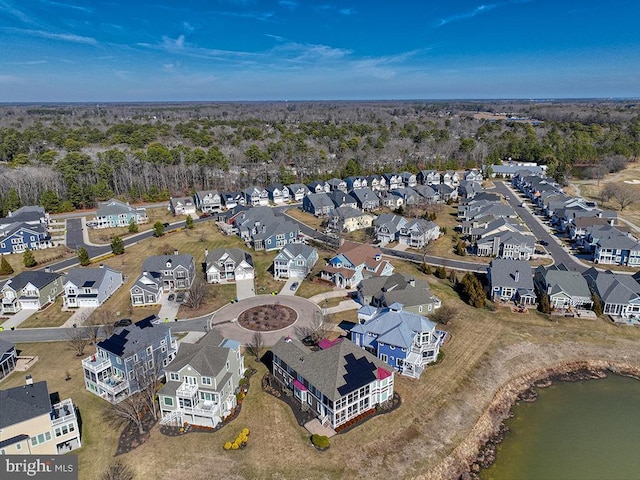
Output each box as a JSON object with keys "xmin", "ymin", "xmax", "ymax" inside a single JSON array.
[
  {"xmin": 226, "ymin": 361, "xmax": 230, "ymax": 371},
  {"xmin": 202, "ymin": 377, "xmax": 212, "ymax": 385},
  {"xmin": 169, "ymin": 372, "xmax": 179, "ymax": 381},
  {"xmin": 16, "ymin": 443, "xmax": 22, "ymax": 451},
  {"xmin": 163, "ymin": 397, "xmax": 174, "ymax": 406},
  {"xmin": 380, "ymin": 353, "xmax": 388, "ymax": 363},
  {"xmin": 146, "ymin": 346, "xmax": 152, "ymax": 355}
]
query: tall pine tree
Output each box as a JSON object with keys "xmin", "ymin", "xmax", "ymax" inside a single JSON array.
[{"xmin": 0, "ymin": 256, "xmax": 14, "ymax": 275}]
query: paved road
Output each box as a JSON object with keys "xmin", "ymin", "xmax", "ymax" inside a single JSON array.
[
  {"xmin": 0, "ymin": 318, "xmax": 209, "ymax": 343},
  {"xmin": 492, "ymin": 181, "xmax": 587, "ymax": 272}
]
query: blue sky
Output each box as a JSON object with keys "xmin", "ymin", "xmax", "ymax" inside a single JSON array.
[{"xmin": 1, "ymin": 0, "xmax": 639, "ymax": 102}]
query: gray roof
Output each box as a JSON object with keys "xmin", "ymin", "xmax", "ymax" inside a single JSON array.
[
  {"xmin": 535, "ymin": 264, "xmax": 591, "ymax": 299},
  {"xmin": 0, "ymin": 338, "xmax": 15, "ymax": 356},
  {"xmin": 96, "ymin": 198, "xmax": 143, "ymax": 217},
  {"xmin": 64, "ymin": 266, "xmax": 121, "ymax": 289},
  {"xmin": 374, "ymin": 213, "xmax": 406, "ymax": 230},
  {"xmin": 206, "ymin": 248, "xmax": 253, "ymax": 267},
  {"xmin": 584, "ymin": 268, "xmax": 640, "ymax": 304},
  {"xmin": 271, "ymin": 337, "xmax": 390, "ymax": 402},
  {"xmin": 288, "ymin": 183, "xmax": 310, "ymax": 195},
  {"xmin": 1, "ymin": 270, "xmax": 61, "ymax": 292},
  {"xmin": 305, "ymin": 192, "xmax": 334, "ymax": 209},
  {"xmin": 131, "ymin": 271, "xmax": 162, "ymax": 294},
  {"xmin": 328, "ymin": 190, "xmax": 357, "ymax": 207},
  {"xmin": 489, "ymin": 258, "xmax": 534, "ymax": 290},
  {"xmin": 0, "ymin": 380, "xmax": 51, "ymax": 429},
  {"xmin": 350, "ymin": 187, "xmax": 379, "ymax": 205},
  {"xmin": 0, "ymin": 206, "xmax": 45, "ymax": 225},
  {"xmin": 164, "ymin": 330, "xmax": 234, "ymax": 377},
  {"xmin": 278, "ymin": 243, "xmax": 317, "ymax": 261},
  {"xmin": 142, "ymin": 254, "xmax": 194, "ymax": 273},
  {"xmin": 330, "ymin": 206, "xmax": 366, "ymax": 220},
  {"xmin": 98, "ymin": 315, "xmax": 170, "ymax": 358}
]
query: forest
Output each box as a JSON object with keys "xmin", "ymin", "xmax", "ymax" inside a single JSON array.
[{"xmin": 1, "ymin": 100, "xmax": 639, "ymax": 216}]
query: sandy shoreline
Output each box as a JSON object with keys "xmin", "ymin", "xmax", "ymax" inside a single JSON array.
[{"xmin": 424, "ymin": 359, "xmax": 640, "ymax": 480}]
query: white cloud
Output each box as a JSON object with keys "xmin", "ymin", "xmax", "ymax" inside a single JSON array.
[
  {"xmin": 4, "ymin": 27, "xmax": 97, "ymax": 44},
  {"xmin": 437, "ymin": 3, "xmax": 500, "ymax": 26}
]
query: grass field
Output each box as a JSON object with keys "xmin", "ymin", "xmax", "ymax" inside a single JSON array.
[
  {"xmin": 17, "ymin": 298, "xmax": 74, "ymax": 328},
  {"xmin": 0, "ymin": 245, "xmax": 74, "ymax": 281}
]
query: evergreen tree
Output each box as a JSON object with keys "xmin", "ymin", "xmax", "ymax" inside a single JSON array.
[
  {"xmin": 128, "ymin": 218, "xmax": 139, "ymax": 234},
  {"xmin": 455, "ymin": 240, "xmax": 467, "ymax": 256},
  {"xmin": 435, "ymin": 265, "xmax": 447, "ymax": 279},
  {"xmin": 77, "ymin": 247, "xmax": 91, "ymax": 266},
  {"xmin": 4, "ymin": 188, "xmax": 22, "ymax": 212},
  {"xmin": 153, "ymin": 221, "xmax": 165, "ymax": 237},
  {"xmin": 111, "ymin": 236, "xmax": 125, "ymax": 255},
  {"xmin": 23, "ymin": 248, "xmax": 37, "ymax": 268},
  {"xmin": 592, "ymin": 293, "xmax": 603, "ymax": 316},
  {"xmin": 538, "ymin": 292, "xmax": 551, "ymax": 314},
  {"xmin": 185, "ymin": 215, "xmax": 194, "ymax": 230},
  {"xmin": 460, "ymin": 272, "xmax": 486, "ymax": 308},
  {"xmin": 0, "ymin": 256, "xmax": 14, "ymax": 275}
]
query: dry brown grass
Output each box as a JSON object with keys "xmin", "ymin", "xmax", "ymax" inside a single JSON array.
[
  {"xmin": 284, "ymin": 207, "xmax": 325, "ymax": 231},
  {"xmin": 0, "ymin": 246, "xmax": 74, "ymax": 281},
  {"xmin": 17, "ymin": 298, "xmax": 74, "ymax": 328}
]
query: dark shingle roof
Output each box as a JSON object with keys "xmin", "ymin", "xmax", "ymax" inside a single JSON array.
[
  {"xmin": 165, "ymin": 330, "xmax": 234, "ymax": 376},
  {"xmin": 1, "ymin": 271, "xmax": 61, "ymax": 291},
  {"xmin": 97, "ymin": 315, "xmax": 169, "ymax": 357},
  {"xmin": 0, "ymin": 380, "xmax": 51, "ymax": 429}
]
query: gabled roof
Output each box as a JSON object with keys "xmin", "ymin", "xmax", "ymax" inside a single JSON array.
[
  {"xmin": 1, "ymin": 270, "xmax": 61, "ymax": 292},
  {"xmin": 142, "ymin": 254, "xmax": 194, "ymax": 273},
  {"xmin": 0, "ymin": 206, "xmax": 46, "ymax": 225},
  {"xmin": 288, "ymin": 183, "xmax": 310, "ymax": 194},
  {"xmin": 489, "ymin": 258, "xmax": 534, "ymax": 289},
  {"xmin": 271, "ymin": 336, "xmax": 390, "ymax": 401},
  {"xmin": 374, "ymin": 213, "xmax": 406, "ymax": 230},
  {"xmin": 206, "ymin": 248, "xmax": 253, "ymax": 268},
  {"xmin": 0, "ymin": 338, "xmax": 15, "ymax": 356},
  {"xmin": 131, "ymin": 271, "xmax": 162, "ymax": 293},
  {"xmin": 96, "ymin": 198, "xmax": 143, "ymax": 216},
  {"xmin": 0, "ymin": 380, "xmax": 52, "ymax": 429},
  {"xmin": 97, "ymin": 315, "xmax": 169, "ymax": 357},
  {"xmin": 584, "ymin": 268, "xmax": 640, "ymax": 305},
  {"xmin": 305, "ymin": 192, "xmax": 334, "ymax": 210},
  {"xmin": 165, "ymin": 329, "xmax": 235, "ymax": 376},
  {"xmin": 349, "ymin": 187, "xmax": 379, "ymax": 205},
  {"xmin": 64, "ymin": 266, "xmax": 121, "ymax": 290},
  {"xmin": 277, "ymin": 243, "xmax": 317, "ymax": 261},
  {"xmin": 330, "ymin": 206, "xmax": 367, "ymax": 220},
  {"xmin": 535, "ymin": 264, "xmax": 591, "ymax": 299}
]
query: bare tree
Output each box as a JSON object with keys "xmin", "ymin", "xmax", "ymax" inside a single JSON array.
[
  {"xmin": 430, "ymin": 304, "xmax": 458, "ymax": 326},
  {"xmin": 246, "ymin": 331, "xmax": 264, "ymax": 360},
  {"xmin": 107, "ymin": 392, "xmax": 147, "ymax": 435},
  {"xmin": 100, "ymin": 460, "xmax": 135, "ymax": 480},
  {"xmin": 611, "ymin": 184, "xmax": 637, "ymax": 211},
  {"xmin": 132, "ymin": 350, "xmax": 165, "ymax": 421},
  {"xmin": 91, "ymin": 309, "xmax": 116, "ymax": 338},
  {"xmin": 185, "ymin": 276, "xmax": 205, "ymax": 309},
  {"xmin": 67, "ymin": 327, "xmax": 91, "ymax": 357},
  {"xmin": 296, "ymin": 309, "xmax": 330, "ymax": 344}
]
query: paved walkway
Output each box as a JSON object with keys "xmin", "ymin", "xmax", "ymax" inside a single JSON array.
[
  {"xmin": 210, "ymin": 295, "xmax": 321, "ymax": 346},
  {"xmin": 158, "ymin": 297, "xmax": 180, "ymax": 322},
  {"xmin": 235, "ymin": 278, "xmax": 256, "ymax": 300},
  {"xmin": 307, "ymin": 289, "xmax": 354, "ymax": 304},
  {"xmin": 61, "ymin": 307, "xmax": 96, "ymax": 328}
]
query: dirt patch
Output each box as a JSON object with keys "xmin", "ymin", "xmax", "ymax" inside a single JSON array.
[{"xmin": 238, "ymin": 304, "xmax": 296, "ymax": 331}]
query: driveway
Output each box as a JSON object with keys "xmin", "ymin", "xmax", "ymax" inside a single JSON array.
[
  {"xmin": 235, "ymin": 278, "xmax": 256, "ymax": 300},
  {"xmin": 158, "ymin": 295, "xmax": 181, "ymax": 321},
  {"xmin": 278, "ymin": 277, "xmax": 300, "ymax": 296},
  {"xmin": 61, "ymin": 307, "xmax": 97, "ymax": 328},
  {"xmin": 0, "ymin": 309, "xmax": 35, "ymax": 329},
  {"xmin": 210, "ymin": 295, "xmax": 322, "ymax": 346}
]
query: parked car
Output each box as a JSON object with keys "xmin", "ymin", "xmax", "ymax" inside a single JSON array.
[
  {"xmin": 175, "ymin": 292, "xmax": 185, "ymax": 303},
  {"xmin": 168, "ymin": 294, "xmax": 175, "ymax": 301},
  {"xmin": 290, "ymin": 282, "xmax": 299, "ymax": 291},
  {"xmin": 163, "ymin": 222, "xmax": 170, "ymax": 228},
  {"xmin": 114, "ymin": 318, "xmax": 132, "ymax": 327}
]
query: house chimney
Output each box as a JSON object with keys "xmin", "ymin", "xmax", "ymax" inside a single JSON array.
[
  {"xmin": 25, "ymin": 374, "xmax": 33, "ymax": 385},
  {"xmin": 408, "ymin": 278, "xmax": 415, "ymax": 287},
  {"xmin": 44, "ymin": 266, "xmax": 51, "ymax": 273},
  {"xmin": 99, "ymin": 264, "xmax": 104, "ymax": 268},
  {"xmin": 205, "ymin": 248, "xmax": 209, "ymax": 258},
  {"xmin": 174, "ymin": 249, "xmax": 178, "ymax": 256},
  {"xmin": 514, "ymin": 270, "xmax": 520, "ymax": 282}
]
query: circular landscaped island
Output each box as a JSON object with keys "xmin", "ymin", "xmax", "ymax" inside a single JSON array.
[{"xmin": 237, "ymin": 303, "xmax": 297, "ymax": 332}]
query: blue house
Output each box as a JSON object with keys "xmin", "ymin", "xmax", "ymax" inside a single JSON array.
[
  {"xmin": 90, "ymin": 198, "xmax": 147, "ymax": 229},
  {"xmin": 0, "ymin": 223, "xmax": 51, "ymax": 254},
  {"xmin": 350, "ymin": 303, "xmax": 442, "ymax": 378},
  {"xmin": 81, "ymin": 316, "xmax": 177, "ymax": 403}
]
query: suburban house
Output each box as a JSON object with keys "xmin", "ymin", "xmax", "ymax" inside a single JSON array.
[
  {"xmin": 350, "ymin": 187, "xmax": 380, "ymax": 211},
  {"xmin": 307, "ymin": 180, "xmax": 330, "ymax": 194},
  {"xmin": 91, "ymin": 198, "xmax": 147, "ymax": 229},
  {"xmin": 379, "ymin": 190, "xmax": 404, "ymax": 209},
  {"xmin": 62, "ymin": 266, "xmax": 123, "ymax": 308},
  {"xmin": 326, "ymin": 178, "xmax": 348, "ymax": 192},
  {"xmin": 357, "ymin": 273, "xmax": 441, "ymax": 315},
  {"xmin": 0, "ymin": 206, "xmax": 49, "ymax": 229},
  {"xmin": 82, "ymin": 316, "xmax": 177, "ymax": 403},
  {"xmin": 442, "ymin": 171, "xmax": 460, "ymax": 188},
  {"xmin": 158, "ymin": 330, "xmax": 245, "ymax": 427},
  {"xmin": 273, "ymin": 244, "xmax": 319, "ymax": 279},
  {"xmin": 488, "ymin": 258, "xmax": 536, "ymax": 305},
  {"xmin": 271, "ymin": 336, "xmax": 394, "ymax": 430},
  {"xmin": 302, "ymin": 192, "xmax": 335, "ymax": 216},
  {"xmin": 398, "ymin": 219, "xmax": 440, "ymax": 248},
  {"xmin": 328, "ymin": 190, "xmax": 358, "ymax": 209},
  {"xmin": 437, "ymin": 183, "xmax": 459, "ymax": 202},
  {"xmin": 1, "ymin": 270, "xmax": 63, "ymax": 314},
  {"xmin": 475, "ymin": 231, "xmax": 535, "ymax": 260},
  {"xmin": 400, "ymin": 171, "xmax": 418, "ymax": 188},
  {"xmin": 346, "ymin": 176, "xmax": 368, "ymax": 190},
  {"xmin": 194, "ymin": 190, "xmax": 222, "ymax": 213},
  {"xmin": 220, "ymin": 191, "xmax": 245, "ymax": 209},
  {"xmin": 351, "ymin": 303, "xmax": 442, "ymax": 379},
  {"xmin": 0, "ymin": 380, "xmax": 81, "ymax": 455},
  {"xmin": 382, "ymin": 173, "xmax": 403, "ymax": 190},
  {"xmin": 0, "ymin": 338, "xmax": 17, "ymax": 381},
  {"xmin": 327, "ymin": 206, "xmax": 375, "ymax": 233},
  {"xmin": 321, "ymin": 241, "xmax": 394, "ymax": 289},
  {"xmin": 265, "ymin": 184, "xmax": 291, "ymax": 204},
  {"xmin": 374, "ymin": 213, "xmax": 407, "ymax": 244},
  {"xmin": 234, "ymin": 207, "xmax": 301, "ymax": 251},
  {"xmin": 417, "ymin": 170, "xmax": 441, "ymax": 186},
  {"xmin": 458, "ymin": 180, "xmax": 483, "ymax": 200},
  {"xmin": 366, "ymin": 174, "xmax": 387, "ymax": 191},
  {"xmin": 243, "ymin": 186, "xmax": 269, "ymax": 207},
  {"xmin": 0, "ymin": 222, "xmax": 52, "ymax": 254},
  {"xmin": 589, "ymin": 226, "xmax": 640, "ymax": 266},
  {"xmin": 464, "ymin": 169, "xmax": 484, "ymax": 182},
  {"xmin": 169, "ymin": 196, "xmax": 197, "ymax": 216},
  {"xmin": 399, "ymin": 187, "xmax": 421, "ymax": 206},
  {"xmin": 205, "ymin": 248, "xmax": 254, "ymax": 283},
  {"xmin": 130, "ymin": 252, "xmax": 195, "ymax": 306},
  {"xmin": 533, "ymin": 264, "xmax": 593, "ymax": 310},
  {"xmin": 584, "ymin": 268, "xmax": 640, "ymax": 320},
  {"xmin": 288, "ymin": 183, "xmax": 311, "ymax": 201}
]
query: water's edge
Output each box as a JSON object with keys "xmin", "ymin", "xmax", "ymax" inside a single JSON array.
[{"xmin": 426, "ymin": 360, "xmax": 640, "ymax": 480}]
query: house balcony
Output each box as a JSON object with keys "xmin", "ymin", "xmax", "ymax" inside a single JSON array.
[
  {"xmin": 181, "ymin": 400, "xmax": 222, "ymax": 419},
  {"xmin": 95, "ymin": 374, "xmax": 129, "ymax": 398},
  {"xmin": 176, "ymin": 381, "xmax": 198, "ymax": 398},
  {"xmin": 51, "ymin": 398, "xmax": 76, "ymax": 426},
  {"xmin": 82, "ymin": 354, "xmax": 111, "ymax": 374}
]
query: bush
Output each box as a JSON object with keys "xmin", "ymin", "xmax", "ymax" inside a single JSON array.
[
  {"xmin": 311, "ymin": 434, "xmax": 330, "ymax": 449},
  {"xmin": 223, "ymin": 442, "xmax": 232, "ymax": 450}
]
